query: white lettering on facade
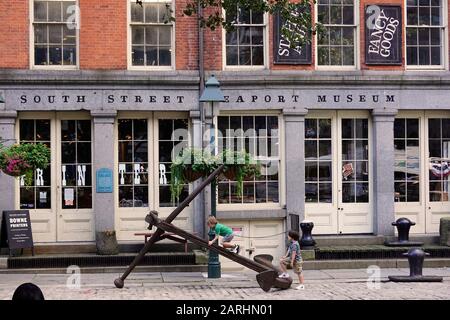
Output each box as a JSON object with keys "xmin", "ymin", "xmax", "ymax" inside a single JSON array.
[
  {"xmin": 134, "ymin": 164, "xmax": 141, "ymax": 185},
  {"xmin": 36, "ymin": 169, "xmax": 44, "ymax": 186},
  {"xmin": 77, "ymin": 165, "xmax": 86, "ymax": 186},
  {"xmin": 159, "ymin": 164, "xmax": 167, "ymax": 185},
  {"xmin": 119, "ymin": 164, "xmax": 126, "ymax": 185},
  {"xmin": 62, "ymin": 165, "xmax": 67, "ymax": 186}
]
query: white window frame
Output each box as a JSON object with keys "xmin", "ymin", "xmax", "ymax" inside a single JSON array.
[
  {"xmin": 127, "ymin": 0, "xmax": 176, "ymax": 71},
  {"xmin": 29, "ymin": 0, "xmax": 80, "ymax": 70},
  {"xmin": 215, "ymin": 111, "xmax": 285, "ymax": 211},
  {"xmin": 222, "ymin": 8, "xmax": 269, "ymax": 71},
  {"xmin": 404, "ymin": 0, "xmax": 449, "ymax": 70},
  {"xmin": 314, "ymin": 0, "xmax": 360, "ymax": 71}
]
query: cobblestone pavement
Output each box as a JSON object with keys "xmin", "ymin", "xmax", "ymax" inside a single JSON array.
[{"xmin": 0, "ymin": 268, "xmax": 449, "ymax": 300}]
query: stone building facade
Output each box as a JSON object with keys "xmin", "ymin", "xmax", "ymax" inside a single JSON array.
[{"xmin": 1, "ymin": 0, "xmax": 450, "ymax": 264}]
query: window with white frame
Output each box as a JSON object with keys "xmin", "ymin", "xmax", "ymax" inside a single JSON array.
[
  {"xmin": 130, "ymin": 0, "xmax": 173, "ymax": 67},
  {"xmin": 406, "ymin": 0, "xmax": 446, "ymax": 67},
  {"xmin": 225, "ymin": 5, "xmax": 266, "ymax": 67},
  {"xmin": 317, "ymin": 0, "xmax": 356, "ymax": 67},
  {"xmin": 33, "ymin": 0, "xmax": 77, "ymax": 66},
  {"xmin": 217, "ymin": 116, "xmax": 280, "ymax": 205}
]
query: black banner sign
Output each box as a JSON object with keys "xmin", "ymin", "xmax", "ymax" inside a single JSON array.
[
  {"xmin": 1, "ymin": 210, "xmax": 34, "ymax": 255},
  {"xmin": 273, "ymin": 8, "xmax": 312, "ymax": 65},
  {"xmin": 365, "ymin": 5, "xmax": 402, "ymax": 65}
]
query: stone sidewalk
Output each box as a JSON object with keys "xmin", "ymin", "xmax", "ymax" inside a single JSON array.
[{"xmin": 0, "ymin": 268, "xmax": 449, "ymax": 300}]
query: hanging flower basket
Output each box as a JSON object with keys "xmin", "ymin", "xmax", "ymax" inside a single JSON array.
[
  {"xmin": 0, "ymin": 142, "xmax": 50, "ymax": 186},
  {"xmin": 170, "ymin": 147, "xmax": 261, "ymax": 201},
  {"xmin": 220, "ymin": 166, "xmax": 238, "ymax": 181},
  {"xmin": 1, "ymin": 155, "xmax": 32, "ymax": 177},
  {"xmin": 183, "ymin": 165, "xmax": 205, "ymax": 182}
]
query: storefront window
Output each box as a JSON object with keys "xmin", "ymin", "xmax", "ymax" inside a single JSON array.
[
  {"xmin": 406, "ymin": 0, "xmax": 445, "ymax": 67},
  {"xmin": 158, "ymin": 119, "xmax": 189, "ymax": 207},
  {"xmin": 118, "ymin": 119, "xmax": 149, "ymax": 207},
  {"xmin": 428, "ymin": 118, "xmax": 450, "ymax": 202},
  {"xmin": 61, "ymin": 120, "xmax": 92, "ymax": 209},
  {"xmin": 19, "ymin": 120, "xmax": 52, "ymax": 209},
  {"xmin": 33, "ymin": 0, "xmax": 77, "ymax": 66},
  {"xmin": 305, "ymin": 118, "xmax": 332, "ymax": 203},
  {"xmin": 394, "ymin": 118, "xmax": 420, "ymax": 202},
  {"xmin": 225, "ymin": 5, "xmax": 265, "ymax": 66},
  {"xmin": 217, "ymin": 115, "xmax": 279, "ymax": 204},
  {"xmin": 317, "ymin": 0, "xmax": 356, "ymax": 66},
  {"xmin": 130, "ymin": 1, "xmax": 173, "ymax": 67}
]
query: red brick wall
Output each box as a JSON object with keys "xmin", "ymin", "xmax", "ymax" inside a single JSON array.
[
  {"xmin": 175, "ymin": 0, "xmax": 199, "ymax": 70},
  {"xmin": 0, "ymin": 0, "xmax": 447, "ymax": 71},
  {"xmin": 203, "ymin": 6, "xmax": 223, "ymax": 71},
  {"xmin": 78, "ymin": 0, "xmax": 127, "ymax": 69},
  {"xmin": 0, "ymin": 1, "xmax": 29, "ymax": 69}
]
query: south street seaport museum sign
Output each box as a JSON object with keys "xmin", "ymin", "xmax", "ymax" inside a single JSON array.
[{"xmin": 12, "ymin": 91, "xmax": 397, "ymax": 110}]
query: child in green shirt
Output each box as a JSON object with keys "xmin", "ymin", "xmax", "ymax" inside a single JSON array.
[{"xmin": 207, "ymin": 216, "xmax": 240, "ymax": 254}]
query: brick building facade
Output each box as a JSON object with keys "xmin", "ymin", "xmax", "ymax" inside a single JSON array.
[{"xmin": 1, "ymin": 0, "xmax": 450, "ymax": 265}]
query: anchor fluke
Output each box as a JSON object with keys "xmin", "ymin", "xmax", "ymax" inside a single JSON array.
[{"xmin": 256, "ymin": 270, "xmax": 278, "ymax": 292}]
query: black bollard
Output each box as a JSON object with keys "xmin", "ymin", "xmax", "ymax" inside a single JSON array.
[
  {"xmin": 300, "ymin": 221, "xmax": 316, "ymax": 250},
  {"xmin": 384, "ymin": 218, "xmax": 424, "ymax": 247},
  {"xmin": 388, "ymin": 248, "xmax": 443, "ymax": 282}
]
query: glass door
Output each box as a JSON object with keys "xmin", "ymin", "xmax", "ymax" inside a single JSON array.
[
  {"xmin": 337, "ymin": 112, "xmax": 372, "ymax": 234},
  {"xmin": 394, "ymin": 113, "xmax": 425, "ymax": 233},
  {"xmin": 426, "ymin": 114, "xmax": 450, "ymax": 233},
  {"xmin": 305, "ymin": 111, "xmax": 372, "ymax": 234},
  {"xmin": 57, "ymin": 117, "xmax": 95, "ymax": 241}
]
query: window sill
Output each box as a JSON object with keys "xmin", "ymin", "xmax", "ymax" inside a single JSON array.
[{"xmin": 216, "ymin": 208, "xmax": 286, "ymax": 220}]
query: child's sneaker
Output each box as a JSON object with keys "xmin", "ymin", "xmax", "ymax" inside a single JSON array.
[
  {"xmin": 230, "ymin": 244, "xmax": 240, "ymax": 254},
  {"xmin": 278, "ymin": 273, "xmax": 289, "ymax": 278},
  {"xmin": 296, "ymin": 284, "xmax": 305, "ymax": 290}
]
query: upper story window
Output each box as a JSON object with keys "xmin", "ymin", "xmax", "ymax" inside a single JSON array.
[
  {"xmin": 406, "ymin": 0, "xmax": 447, "ymax": 68},
  {"xmin": 130, "ymin": 0, "xmax": 174, "ymax": 68},
  {"xmin": 32, "ymin": 1, "xmax": 78, "ymax": 67},
  {"xmin": 225, "ymin": 6, "xmax": 266, "ymax": 68},
  {"xmin": 317, "ymin": 0, "xmax": 357, "ymax": 68}
]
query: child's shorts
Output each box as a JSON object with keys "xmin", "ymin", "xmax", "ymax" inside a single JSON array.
[
  {"xmin": 281, "ymin": 258, "xmax": 303, "ymax": 274},
  {"xmin": 221, "ymin": 233, "xmax": 234, "ymax": 244}
]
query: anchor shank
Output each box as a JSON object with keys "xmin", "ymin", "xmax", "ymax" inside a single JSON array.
[{"xmin": 156, "ymin": 220, "xmax": 268, "ymax": 273}]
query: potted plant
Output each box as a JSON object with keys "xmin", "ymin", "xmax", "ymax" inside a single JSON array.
[
  {"xmin": 170, "ymin": 148, "xmax": 261, "ymax": 201},
  {"xmin": 216, "ymin": 150, "xmax": 261, "ymax": 197},
  {"xmin": 96, "ymin": 230, "xmax": 119, "ymax": 255},
  {"xmin": 0, "ymin": 141, "xmax": 50, "ymax": 186},
  {"xmin": 170, "ymin": 148, "xmax": 216, "ymax": 201}
]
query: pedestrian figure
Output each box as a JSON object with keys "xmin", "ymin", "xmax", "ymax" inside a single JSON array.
[
  {"xmin": 207, "ymin": 215, "xmax": 240, "ymax": 254},
  {"xmin": 12, "ymin": 283, "xmax": 45, "ymax": 300},
  {"xmin": 278, "ymin": 230, "xmax": 305, "ymax": 290}
]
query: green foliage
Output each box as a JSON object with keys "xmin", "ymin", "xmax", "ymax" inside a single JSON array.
[
  {"xmin": 170, "ymin": 148, "xmax": 261, "ymax": 201},
  {"xmin": 216, "ymin": 149, "xmax": 261, "ymax": 196},
  {"xmin": 0, "ymin": 142, "xmax": 51, "ymax": 186},
  {"xmin": 170, "ymin": 148, "xmax": 216, "ymax": 201},
  {"xmin": 180, "ymin": 0, "xmax": 323, "ymax": 48}
]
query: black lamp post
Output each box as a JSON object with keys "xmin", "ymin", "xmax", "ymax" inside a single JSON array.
[{"xmin": 199, "ymin": 75, "xmax": 225, "ymax": 279}]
